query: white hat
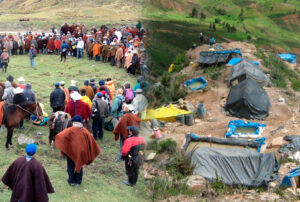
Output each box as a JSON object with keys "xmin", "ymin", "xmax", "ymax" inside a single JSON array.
[
  {"xmin": 70, "ymin": 91, "xmax": 82, "ymax": 101},
  {"xmin": 123, "ymin": 104, "xmax": 135, "ymax": 112},
  {"xmin": 14, "ymin": 87, "xmax": 24, "ymax": 94},
  {"xmin": 70, "ymin": 80, "xmax": 76, "ymax": 86},
  {"xmin": 17, "ymin": 77, "xmax": 25, "ymax": 82},
  {"xmin": 132, "ymin": 50, "xmax": 138, "ymax": 54},
  {"xmin": 60, "ymin": 81, "xmax": 65, "ymax": 85},
  {"xmin": 136, "ymin": 88, "xmax": 143, "ymax": 93}
]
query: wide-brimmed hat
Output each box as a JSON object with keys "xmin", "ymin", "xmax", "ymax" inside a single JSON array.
[
  {"xmin": 14, "ymin": 87, "xmax": 24, "ymax": 94},
  {"xmin": 70, "ymin": 91, "xmax": 82, "ymax": 101},
  {"xmin": 70, "ymin": 80, "xmax": 76, "ymax": 86},
  {"xmin": 17, "ymin": 76, "xmax": 25, "ymax": 82},
  {"xmin": 123, "ymin": 104, "xmax": 135, "ymax": 112},
  {"xmin": 60, "ymin": 81, "xmax": 65, "ymax": 85}
]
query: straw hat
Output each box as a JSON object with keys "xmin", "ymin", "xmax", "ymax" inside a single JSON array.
[
  {"xmin": 70, "ymin": 91, "xmax": 82, "ymax": 101},
  {"xmin": 14, "ymin": 87, "xmax": 24, "ymax": 94},
  {"xmin": 70, "ymin": 80, "xmax": 76, "ymax": 86},
  {"xmin": 153, "ymin": 126, "xmax": 159, "ymax": 131},
  {"xmin": 17, "ymin": 76, "xmax": 25, "ymax": 82}
]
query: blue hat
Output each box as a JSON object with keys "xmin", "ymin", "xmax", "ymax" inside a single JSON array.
[
  {"xmin": 84, "ymin": 80, "xmax": 89, "ymax": 86},
  {"xmin": 25, "ymin": 143, "xmax": 37, "ymax": 155},
  {"xmin": 99, "ymin": 80, "xmax": 105, "ymax": 86},
  {"xmin": 127, "ymin": 126, "xmax": 139, "ymax": 136},
  {"xmin": 96, "ymin": 92, "xmax": 102, "ymax": 97},
  {"xmin": 72, "ymin": 115, "xmax": 82, "ymax": 123},
  {"xmin": 55, "ymin": 82, "xmax": 60, "ymax": 87}
]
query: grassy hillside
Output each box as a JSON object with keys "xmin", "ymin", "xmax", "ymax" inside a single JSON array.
[
  {"xmin": 0, "ymin": 55, "xmax": 148, "ymax": 201},
  {"xmin": 144, "ymin": 0, "xmax": 300, "ymax": 74},
  {"xmin": 0, "ymin": 0, "xmax": 143, "ymax": 31}
]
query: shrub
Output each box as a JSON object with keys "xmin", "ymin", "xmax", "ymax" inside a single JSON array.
[
  {"xmin": 201, "ymin": 12, "xmax": 206, "ymax": 19},
  {"xmin": 147, "ymin": 140, "xmax": 159, "ymax": 151},
  {"xmin": 211, "ymin": 175, "xmax": 227, "ymax": 195},
  {"xmin": 173, "ymin": 53, "xmax": 189, "ymax": 72},
  {"xmin": 158, "ymin": 138, "xmax": 177, "ymax": 154},
  {"xmin": 191, "ymin": 8, "xmax": 198, "ymax": 18},
  {"xmin": 166, "ymin": 153, "xmax": 195, "ymax": 180},
  {"xmin": 215, "ymin": 18, "xmax": 221, "ymax": 24}
]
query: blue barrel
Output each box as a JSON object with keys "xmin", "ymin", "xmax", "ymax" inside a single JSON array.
[{"xmin": 197, "ymin": 103, "xmax": 206, "ymax": 118}]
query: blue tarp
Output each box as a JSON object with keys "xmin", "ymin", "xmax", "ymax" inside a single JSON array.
[
  {"xmin": 184, "ymin": 77, "xmax": 207, "ymax": 90},
  {"xmin": 228, "ymin": 58, "xmax": 260, "ymax": 66},
  {"xmin": 281, "ymin": 166, "xmax": 300, "ymax": 187},
  {"xmin": 226, "ymin": 120, "xmax": 266, "ymax": 138},
  {"xmin": 278, "ymin": 53, "xmax": 297, "ymax": 64},
  {"xmin": 215, "ymin": 49, "xmax": 242, "ymax": 56}
]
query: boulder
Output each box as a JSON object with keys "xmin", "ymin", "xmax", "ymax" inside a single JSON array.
[
  {"xmin": 270, "ymin": 137, "xmax": 284, "ymax": 148},
  {"xmin": 186, "ymin": 175, "xmax": 207, "ymax": 191},
  {"xmin": 146, "ymin": 153, "xmax": 156, "ymax": 161}
]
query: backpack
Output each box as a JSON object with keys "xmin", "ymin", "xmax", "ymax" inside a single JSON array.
[
  {"xmin": 125, "ymin": 88, "xmax": 134, "ymax": 103},
  {"xmin": 104, "ymin": 118, "xmax": 114, "ymax": 131},
  {"xmin": 116, "ymin": 96, "xmax": 124, "ymax": 118}
]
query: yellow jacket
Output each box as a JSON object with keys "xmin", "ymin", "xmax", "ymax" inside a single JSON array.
[{"xmin": 80, "ymin": 96, "xmax": 92, "ymax": 109}]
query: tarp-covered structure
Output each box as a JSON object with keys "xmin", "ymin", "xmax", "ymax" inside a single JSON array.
[
  {"xmin": 189, "ymin": 147, "xmax": 279, "ymax": 187},
  {"xmin": 227, "ymin": 59, "xmax": 270, "ymax": 87},
  {"xmin": 278, "ymin": 53, "xmax": 297, "ymax": 64},
  {"xmin": 142, "ymin": 104, "xmax": 192, "ymax": 122},
  {"xmin": 199, "ymin": 50, "xmax": 242, "ymax": 66},
  {"xmin": 278, "ymin": 135, "xmax": 300, "ymax": 154},
  {"xmin": 225, "ymin": 78, "xmax": 271, "ymax": 120}
]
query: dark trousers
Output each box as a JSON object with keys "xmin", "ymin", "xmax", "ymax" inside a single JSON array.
[
  {"xmin": 102, "ymin": 55, "xmax": 107, "ymax": 62},
  {"xmin": 110, "ymin": 56, "xmax": 115, "ymax": 66},
  {"xmin": 61, "ymin": 52, "xmax": 67, "ymax": 62},
  {"xmin": 92, "ymin": 117, "xmax": 104, "ymax": 139},
  {"xmin": 67, "ymin": 156, "xmax": 83, "ymax": 185},
  {"xmin": 2, "ymin": 63, "xmax": 8, "ymax": 72},
  {"xmin": 125, "ymin": 157, "xmax": 139, "ymax": 185},
  {"xmin": 52, "ymin": 106, "xmax": 64, "ymax": 113}
]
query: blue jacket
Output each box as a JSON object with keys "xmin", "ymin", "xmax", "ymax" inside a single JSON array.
[
  {"xmin": 60, "ymin": 43, "xmax": 69, "ymax": 52},
  {"xmin": 111, "ymin": 95, "xmax": 124, "ymax": 118}
]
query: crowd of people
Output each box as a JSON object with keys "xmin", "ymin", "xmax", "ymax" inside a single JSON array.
[
  {"xmin": 0, "ymin": 22, "xmax": 148, "ymax": 75},
  {"xmin": 0, "ymin": 21, "xmax": 150, "ymax": 200}
]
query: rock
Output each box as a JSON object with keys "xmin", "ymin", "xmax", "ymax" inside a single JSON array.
[
  {"xmin": 146, "ymin": 153, "xmax": 156, "ymax": 161},
  {"xmin": 269, "ymin": 182, "xmax": 277, "ymax": 189},
  {"xmin": 144, "ymin": 172, "xmax": 154, "ymax": 180},
  {"xmin": 270, "ymin": 137, "xmax": 284, "ymax": 148},
  {"xmin": 293, "ymin": 151, "xmax": 300, "ymax": 162},
  {"xmin": 286, "ymin": 187, "xmax": 296, "ymax": 196},
  {"xmin": 278, "ymin": 97, "xmax": 285, "ymax": 104},
  {"xmin": 184, "ymin": 102, "xmax": 196, "ymax": 113},
  {"xmin": 17, "ymin": 134, "xmax": 34, "ymax": 145},
  {"xmin": 186, "ymin": 175, "xmax": 207, "ymax": 191},
  {"xmin": 259, "ymin": 192, "xmax": 280, "ymax": 201}
]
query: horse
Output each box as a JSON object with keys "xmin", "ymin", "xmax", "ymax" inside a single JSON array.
[
  {"xmin": 48, "ymin": 111, "xmax": 72, "ymax": 146},
  {"xmin": 3, "ymin": 102, "xmax": 44, "ymax": 150}
]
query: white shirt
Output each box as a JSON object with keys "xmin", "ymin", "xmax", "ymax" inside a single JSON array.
[{"xmin": 76, "ymin": 40, "xmax": 84, "ymax": 49}]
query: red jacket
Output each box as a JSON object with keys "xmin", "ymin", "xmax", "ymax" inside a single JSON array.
[
  {"xmin": 64, "ymin": 100, "xmax": 91, "ymax": 120},
  {"xmin": 122, "ymin": 136, "xmax": 145, "ymax": 156}
]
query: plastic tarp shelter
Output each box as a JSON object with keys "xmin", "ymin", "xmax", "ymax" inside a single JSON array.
[
  {"xmin": 183, "ymin": 133, "xmax": 266, "ymax": 153},
  {"xmin": 227, "ymin": 58, "xmax": 260, "ymax": 66},
  {"xmin": 225, "ymin": 78, "xmax": 271, "ymax": 120},
  {"xmin": 227, "ymin": 59, "xmax": 270, "ymax": 87},
  {"xmin": 184, "ymin": 77, "xmax": 207, "ymax": 90},
  {"xmin": 199, "ymin": 49, "xmax": 242, "ymax": 66},
  {"xmin": 281, "ymin": 166, "xmax": 300, "ymax": 187},
  {"xmin": 189, "ymin": 147, "xmax": 280, "ymax": 187},
  {"xmin": 278, "ymin": 53, "xmax": 297, "ymax": 64},
  {"xmin": 142, "ymin": 104, "xmax": 192, "ymax": 122},
  {"xmin": 225, "ymin": 120, "xmax": 266, "ymax": 139},
  {"xmin": 278, "ymin": 136, "xmax": 300, "ymax": 154}
]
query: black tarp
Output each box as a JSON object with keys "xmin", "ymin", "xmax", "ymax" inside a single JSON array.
[
  {"xmin": 225, "ymin": 78, "xmax": 271, "ymax": 120},
  {"xmin": 189, "ymin": 147, "xmax": 280, "ymax": 187},
  {"xmin": 228, "ymin": 59, "xmax": 270, "ymax": 87},
  {"xmin": 278, "ymin": 135, "xmax": 300, "ymax": 154}
]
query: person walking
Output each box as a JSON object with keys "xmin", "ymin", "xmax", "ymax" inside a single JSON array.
[
  {"xmin": 29, "ymin": 44, "xmax": 36, "ymax": 68},
  {"xmin": 121, "ymin": 126, "xmax": 145, "ymax": 186},
  {"xmin": 2, "ymin": 143, "xmax": 55, "ymax": 201},
  {"xmin": 50, "ymin": 82, "xmax": 66, "ymax": 112},
  {"xmin": 60, "ymin": 40, "xmax": 69, "ymax": 62},
  {"xmin": 0, "ymin": 49, "xmax": 9, "ymax": 73},
  {"xmin": 91, "ymin": 93, "xmax": 109, "ymax": 140},
  {"xmin": 55, "ymin": 115, "xmax": 100, "ymax": 186}
]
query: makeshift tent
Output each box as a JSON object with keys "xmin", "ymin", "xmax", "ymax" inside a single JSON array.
[
  {"xmin": 184, "ymin": 77, "xmax": 207, "ymax": 90},
  {"xmin": 225, "ymin": 120, "xmax": 266, "ymax": 139},
  {"xmin": 189, "ymin": 147, "xmax": 279, "ymax": 187},
  {"xmin": 225, "ymin": 78, "xmax": 271, "ymax": 120},
  {"xmin": 142, "ymin": 104, "xmax": 192, "ymax": 122},
  {"xmin": 278, "ymin": 53, "xmax": 297, "ymax": 64},
  {"xmin": 227, "ymin": 59, "xmax": 270, "ymax": 87},
  {"xmin": 278, "ymin": 135, "xmax": 300, "ymax": 154},
  {"xmin": 199, "ymin": 49, "xmax": 242, "ymax": 66},
  {"xmin": 281, "ymin": 166, "xmax": 300, "ymax": 187},
  {"xmin": 183, "ymin": 133, "xmax": 266, "ymax": 153}
]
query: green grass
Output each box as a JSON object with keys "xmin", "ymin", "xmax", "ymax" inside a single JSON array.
[{"xmin": 0, "ymin": 54, "xmax": 148, "ymax": 201}]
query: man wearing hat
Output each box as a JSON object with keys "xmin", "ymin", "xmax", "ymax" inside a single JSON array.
[
  {"xmin": 23, "ymin": 83, "xmax": 36, "ymax": 104},
  {"xmin": 50, "ymin": 82, "xmax": 66, "ymax": 112},
  {"xmin": 132, "ymin": 88, "xmax": 148, "ymax": 118},
  {"xmin": 113, "ymin": 104, "xmax": 140, "ymax": 161},
  {"xmin": 91, "ymin": 92, "xmax": 109, "ymax": 140},
  {"xmin": 0, "ymin": 49, "xmax": 10, "ymax": 72},
  {"xmin": 17, "ymin": 76, "xmax": 26, "ymax": 89},
  {"xmin": 121, "ymin": 126, "xmax": 145, "ymax": 186},
  {"xmin": 89, "ymin": 78, "xmax": 98, "ymax": 94},
  {"xmin": 68, "ymin": 80, "xmax": 79, "ymax": 93},
  {"xmin": 60, "ymin": 81, "xmax": 70, "ymax": 107},
  {"xmin": 55, "ymin": 115, "xmax": 100, "ymax": 186},
  {"xmin": 65, "ymin": 91, "xmax": 91, "ymax": 130},
  {"xmin": 2, "ymin": 143, "xmax": 55, "ymax": 201},
  {"xmin": 80, "ymin": 80, "xmax": 94, "ymax": 101},
  {"xmin": 13, "ymin": 87, "xmax": 26, "ymax": 129}
]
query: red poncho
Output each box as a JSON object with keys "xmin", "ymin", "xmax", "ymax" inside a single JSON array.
[
  {"xmin": 55, "ymin": 126, "xmax": 100, "ymax": 172},
  {"xmin": 113, "ymin": 113, "xmax": 140, "ymax": 141},
  {"xmin": 64, "ymin": 100, "xmax": 91, "ymax": 120}
]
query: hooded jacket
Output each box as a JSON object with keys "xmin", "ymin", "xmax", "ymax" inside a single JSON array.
[{"xmin": 2, "ymin": 81, "xmax": 15, "ymax": 104}]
